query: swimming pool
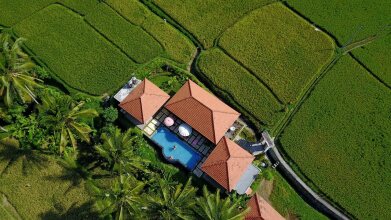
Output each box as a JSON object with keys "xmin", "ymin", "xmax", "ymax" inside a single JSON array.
[{"xmin": 151, "ymin": 126, "xmax": 202, "ymax": 170}]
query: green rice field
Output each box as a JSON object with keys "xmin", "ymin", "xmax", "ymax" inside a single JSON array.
[
  {"xmin": 219, "ymin": 3, "xmax": 335, "ymax": 104},
  {"xmin": 285, "ymin": 0, "xmax": 391, "ymax": 86},
  {"xmin": 279, "ymin": 56, "xmax": 391, "ymax": 219},
  {"xmin": 152, "ymin": 0, "xmax": 274, "ymax": 48}
]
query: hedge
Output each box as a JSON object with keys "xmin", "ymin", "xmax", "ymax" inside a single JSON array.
[
  {"xmin": 106, "ymin": 0, "xmax": 196, "ymax": 65},
  {"xmin": 279, "ymin": 56, "xmax": 391, "ymax": 219},
  {"xmin": 219, "ymin": 3, "xmax": 335, "ymax": 104},
  {"xmin": 152, "ymin": 0, "xmax": 273, "ymax": 48},
  {"xmin": 85, "ymin": 3, "xmax": 164, "ymax": 64},
  {"xmin": 13, "ymin": 4, "xmax": 137, "ymax": 95},
  {"xmin": 197, "ymin": 48, "xmax": 284, "ymax": 128}
]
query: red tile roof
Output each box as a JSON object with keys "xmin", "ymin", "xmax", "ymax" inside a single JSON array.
[
  {"xmin": 119, "ymin": 79, "xmax": 170, "ymax": 123},
  {"xmin": 201, "ymin": 137, "xmax": 254, "ymax": 191},
  {"xmin": 245, "ymin": 194, "xmax": 285, "ymax": 220},
  {"xmin": 164, "ymin": 80, "xmax": 240, "ymax": 144}
]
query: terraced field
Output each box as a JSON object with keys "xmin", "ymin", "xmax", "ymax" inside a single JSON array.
[
  {"xmin": 279, "ymin": 56, "xmax": 391, "ymax": 219},
  {"xmin": 6, "ymin": 0, "xmax": 195, "ymax": 95},
  {"xmin": 152, "ymin": 0, "xmax": 274, "ymax": 48},
  {"xmin": 285, "ymin": 0, "xmax": 391, "ymax": 86}
]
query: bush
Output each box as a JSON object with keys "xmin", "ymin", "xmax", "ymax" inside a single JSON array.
[
  {"xmin": 102, "ymin": 106, "xmax": 118, "ymax": 123},
  {"xmin": 13, "ymin": 4, "xmax": 137, "ymax": 95},
  {"xmin": 219, "ymin": 3, "xmax": 335, "ymax": 104}
]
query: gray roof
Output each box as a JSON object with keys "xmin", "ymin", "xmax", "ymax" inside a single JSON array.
[{"xmin": 234, "ymin": 164, "xmax": 260, "ymax": 194}]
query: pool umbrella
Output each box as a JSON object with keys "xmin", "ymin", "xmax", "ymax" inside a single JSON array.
[
  {"xmin": 164, "ymin": 116, "xmax": 174, "ymax": 126},
  {"xmin": 178, "ymin": 123, "xmax": 192, "ymax": 137}
]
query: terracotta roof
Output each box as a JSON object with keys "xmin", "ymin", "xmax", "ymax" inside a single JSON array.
[
  {"xmin": 201, "ymin": 137, "xmax": 254, "ymax": 191},
  {"xmin": 164, "ymin": 80, "xmax": 240, "ymax": 144},
  {"xmin": 245, "ymin": 194, "xmax": 285, "ymax": 220},
  {"xmin": 119, "ymin": 79, "xmax": 170, "ymax": 123}
]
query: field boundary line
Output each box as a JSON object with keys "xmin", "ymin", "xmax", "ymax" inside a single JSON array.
[
  {"xmin": 139, "ymin": 0, "xmax": 203, "ymax": 49},
  {"xmin": 216, "ymin": 46, "xmax": 284, "ymax": 105},
  {"xmin": 102, "ymin": 2, "xmax": 166, "ymax": 53},
  {"xmin": 213, "ymin": 0, "xmax": 278, "ymax": 47}
]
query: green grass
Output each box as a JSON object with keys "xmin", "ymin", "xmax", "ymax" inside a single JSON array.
[
  {"xmin": 269, "ymin": 171, "xmax": 327, "ymax": 220},
  {"xmin": 0, "ymin": 142, "xmax": 95, "ymax": 219},
  {"xmin": 219, "ymin": 3, "xmax": 335, "ymax": 104},
  {"xmin": 59, "ymin": 0, "xmax": 100, "ymax": 15},
  {"xmin": 86, "ymin": 3, "xmax": 164, "ymax": 63},
  {"xmin": 0, "ymin": 0, "xmax": 55, "ymax": 26},
  {"xmin": 152, "ymin": 0, "xmax": 274, "ymax": 48},
  {"xmin": 279, "ymin": 56, "xmax": 391, "ymax": 219},
  {"xmin": 13, "ymin": 4, "xmax": 137, "ymax": 95},
  {"xmin": 106, "ymin": 0, "xmax": 195, "ymax": 65},
  {"xmin": 285, "ymin": 0, "xmax": 391, "ymax": 86},
  {"xmin": 197, "ymin": 48, "xmax": 284, "ymax": 129}
]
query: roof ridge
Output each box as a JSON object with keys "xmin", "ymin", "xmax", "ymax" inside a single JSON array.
[
  {"xmin": 143, "ymin": 93, "xmax": 170, "ymax": 98},
  {"xmin": 165, "ymin": 96, "xmax": 193, "ymax": 107},
  {"xmin": 119, "ymin": 96, "xmax": 140, "ymax": 106},
  {"xmin": 138, "ymin": 98, "xmax": 144, "ymax": 122}
]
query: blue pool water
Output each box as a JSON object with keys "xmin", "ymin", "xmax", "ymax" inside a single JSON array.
[{"xmin": 151, "ymin": 126, "xmax": 202, "ymax": 170}]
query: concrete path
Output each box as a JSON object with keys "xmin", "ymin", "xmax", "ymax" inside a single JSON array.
[{"xmin": 266, "ymin": 146, "xmax": 351, "ymax": 220}]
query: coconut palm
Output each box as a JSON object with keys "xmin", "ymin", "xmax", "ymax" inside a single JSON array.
[
  {"xmin": 88, "ymin": 174, "xmax": 146, "ymax": 220},
  {"xmin": 0, "ymin": 32, "xmax": 42, "ymax": 107},
  {"xmin": 38, "ymin": 95, "xmax": 98, "ymax": 153},
  {"xmin": 95, "ymin": 128, "xmax": 150, "ymax": 174},
  {"xmin": 146, "ymin": 177, "xmax": 197, "ymax": 220},
  {"xmin": 193, "ymin": 186, "xmax": 249, "ymax": 220}
]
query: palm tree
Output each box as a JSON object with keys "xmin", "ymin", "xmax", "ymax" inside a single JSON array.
[
  {"xmin": 95, "ymin": 128, "xmax": 150, "ymax": 174},
  {"xmin": 146, "ymin": 177, "xmax": 197, "ymax": 220},
  {"xmin": 38, "ymin": 95, "xmax": 98, "ymax": 153},
  {"xmin": 193, "ymin": 186, "xmax": 249, "ymax": 220},
  {"xmin": 88, "ymin": 174, "xmax": 146, "ymax": 220},
  {"xmin": 0, "ymin": 32, "xmax": 42, "ymax": 107}
]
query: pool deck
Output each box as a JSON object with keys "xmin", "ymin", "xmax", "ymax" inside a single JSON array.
[{"xmin": 143, "ymin": 108, "xmax": 214, "ymax": 175}]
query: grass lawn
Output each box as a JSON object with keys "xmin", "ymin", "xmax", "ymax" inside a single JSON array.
[
  {"xmin": 269, "ymin": 171, "xmax": 327, "ymax": 220},
  {"xmin": 219, "ymin": 3, "xmax": 335, "ymax": 104},
  {"xmin": 285, "ymin": 0, "xmax": 391, "ymax": 86},
  {"xmin": 106, "ymin": 0, "xmax": 196, "ymax": 65},
  {"xmin": 152, "ymin": 0, "xmax": 274, "ymax": 48},
  {"xmin": 279, "ymin": 56, "xmax": 391, "ymax": 219},
  {"xmin": 13, "ymin": 4, "xmax": 137, "ymax": 95},
  {"xmin": 0, "ymin": 140, "xmax": 96, "ymax": 219},
  {"xmin": 197, "ymin": 48, "xmax": 284, "ymax": 129}
]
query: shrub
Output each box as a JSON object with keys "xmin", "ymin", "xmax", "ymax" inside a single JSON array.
[{"xmin": 102, "ymin": 106, "xmax": 118, "ymax": 123}]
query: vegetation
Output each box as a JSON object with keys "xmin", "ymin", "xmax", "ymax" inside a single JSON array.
[
  {"xmin": 106, "ymin": 0, "xmax": 196, "ymax": 64},
  {"xmin": 279, "ymin": 56, "xmax": 391, "ymax": 219},
  {"xmin": 151, "ymin": 0, "xmax": 274, "ymax": 48},
  {"xmin": 285, "ymin": 0, "xmax": 391, "ymax": 86},
  {"xmin": 13, "ymin": 4, "xmax": 137, "ymax": 95},
  {"xmin": 194, "ymin": 186, "xmax": 249, "ymax": 220},
  {"xmin": 197, "ymin": 48, "xmax": 284, "ymax": 129},
  {"xmin": 85, "ymin": 4, "xmax": 164, "ymax": 64},
  {"xmin": 269, "ymin": 171, "xmax": 328, "ymax": 220},
  {"xmin": 0, "ymin": 33, "xmax": 42, "ymax": 107},
  {"xmin": 219, "ymin": 3, "xmax": 335, "ymax": 104}
]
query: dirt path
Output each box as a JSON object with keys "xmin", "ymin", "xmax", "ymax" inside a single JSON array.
[{"xmin": 257, "ymin": 179, "xmax": 274, "ymax": 202}]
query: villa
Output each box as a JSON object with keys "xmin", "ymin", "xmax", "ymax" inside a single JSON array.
[
  {"xmin": 245, "ymin": 193, "xmax": 285, "ymax": 220},
  {"xmin": 115, "ymin": 78, "xmax": 260, "ymax": 195}
]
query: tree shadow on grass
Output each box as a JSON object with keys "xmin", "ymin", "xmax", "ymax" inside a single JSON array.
[
  {"xmin": 39, "ymin": 201, "xmax": 100, "ymax": 220},
  {"xmin": 0, "ymin": 139, "xmax": 49, "ymax": 176}
]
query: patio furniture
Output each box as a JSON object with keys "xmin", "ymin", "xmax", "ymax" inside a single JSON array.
[
  {"xmin": 164, "ymin": 116, "xmax": 174, "ymax": 126},
  {"xmin": 178, "ymin": 123, "xmax": 192, "ymax": 137}
]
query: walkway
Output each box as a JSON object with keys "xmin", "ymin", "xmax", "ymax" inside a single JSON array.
[{"xmin": 266, "ymin": 146, "xmax": 351, "ymax": 220}]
